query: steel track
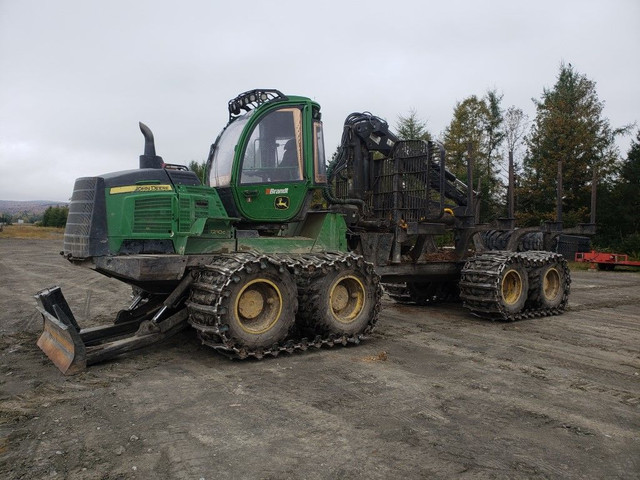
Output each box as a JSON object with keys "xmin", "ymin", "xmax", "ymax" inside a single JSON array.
[
  {"xmin": 459, "ymin": 250, "xmax": 571, "ymax": 321},
  {"xmin": 186, "ymin": 252, "xmax": 382, "ymax": 359}
]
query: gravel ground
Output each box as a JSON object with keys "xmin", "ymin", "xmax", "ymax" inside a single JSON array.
[{"xmin": 1, "ymin": 238, "xmax": 639, "ymax": 479}]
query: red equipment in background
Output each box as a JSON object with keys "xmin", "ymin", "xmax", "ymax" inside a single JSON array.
[{"xmin": 575, "ymin": 251, "xmax": 640, "ymax": 271}]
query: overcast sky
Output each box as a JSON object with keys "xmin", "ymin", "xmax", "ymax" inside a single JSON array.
[{"xmin": 1, "ymin": 0, "xmax": 638, "ymax": 202}]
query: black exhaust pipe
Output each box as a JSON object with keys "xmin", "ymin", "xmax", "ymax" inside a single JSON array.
[{"xmin": 139, "ymin": 122, "xmax": 164, "ymax": 169}]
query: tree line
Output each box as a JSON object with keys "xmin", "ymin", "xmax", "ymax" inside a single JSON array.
[
  {"xmin": 26, "ymin": 65, "xmax": 636, "ymax": 254},
  {"xmin": 0, "ymin": 207, "xmax": 69, "ymax": 227},
  {"xmin": 41, "ymin": 206, "xmax": 69, "ymax": 227},
  {"xmin": 394, "ymin": 62, "xmax": 638, "ymax": 256}
]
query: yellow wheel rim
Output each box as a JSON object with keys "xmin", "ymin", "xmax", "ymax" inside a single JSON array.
[
  {"xmin": 543, "ymin": 267, "xmax": 561, "ymax": 300},
  {"xmin": 329, "ymin": 275, "xmax": 366, "ymax": 324},
  {"xmin": 235, "ymin": 279, "xmax": 282, "ymax": 334},
  {"xmin": 501, "ymin": 269, "xmax": 523, "ymax": 305}
]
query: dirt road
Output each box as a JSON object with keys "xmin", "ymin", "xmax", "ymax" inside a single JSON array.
[{"xmin": 1, "ymin": 238, "xmax": 639, "ymax": 479}]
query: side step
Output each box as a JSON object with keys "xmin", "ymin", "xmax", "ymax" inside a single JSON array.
[{"xmin": 35, "ymin": 278, "xmax": 193, "ymax": 375}]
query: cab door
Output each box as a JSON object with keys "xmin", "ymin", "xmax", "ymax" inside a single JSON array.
[{"xmin": 233, "ymin": 106, "xmax": 308, "ymax": 222}]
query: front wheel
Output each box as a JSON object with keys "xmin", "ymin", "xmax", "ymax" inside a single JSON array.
[{"xmin": 221, "ymin": 262, "xmax": 297, "ymax": 349}]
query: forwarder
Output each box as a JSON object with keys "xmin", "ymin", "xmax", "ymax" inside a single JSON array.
[{"xmin": 36, "ymin": 89, "xmax": 584, "ymax": 374}]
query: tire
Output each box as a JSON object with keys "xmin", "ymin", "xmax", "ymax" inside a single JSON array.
[
  {"xmin": 302, "ymin": 262, "xmax": 379, "ymax": 336},
  {"xmin": 221, "ymin": 262, "xmax": 297, "ymax": 349},
  {"xmin": 482, "ymin": 230, "xmax": 502, "ymax": 250},
  {"xmin": 497, "ymin": 231, "xmax": 512, "ymax": 250},
  {"xmin": 519, "ymin": 232, "xmax": 543, "ymax": 251},
  {"xmin": 482, "ymin": 230, "xmax": 512, "ymax": 250},
  {"xmin": 531, "ymin": 262, "xmax": 566, "ymax": 309},
  {"xmin": 498, "ymin": 263, "xmax": 529, "ymax": 314}
]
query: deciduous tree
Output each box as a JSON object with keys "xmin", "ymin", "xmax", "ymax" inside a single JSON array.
[
  {"xmin": 443, "ymin": 90, "xmax": 505, "ymax": 221},
  {"xmin": 188, "ymin": 160, "xmax": 207, "ymax": 183}
]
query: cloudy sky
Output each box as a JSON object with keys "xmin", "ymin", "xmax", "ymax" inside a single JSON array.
[{"xmin": 1, "ymin": 0, "xmax": 638, "ymax": 202}]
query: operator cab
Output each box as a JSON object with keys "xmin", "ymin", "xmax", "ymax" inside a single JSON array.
[{"xmin": 207, "ymin": 90, "xmax": 326, "ymax": 226}]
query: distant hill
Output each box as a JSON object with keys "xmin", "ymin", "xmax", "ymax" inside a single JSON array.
[{"xmin": 0, "ymin": 200, "xmax": 69, "ymax": 216}]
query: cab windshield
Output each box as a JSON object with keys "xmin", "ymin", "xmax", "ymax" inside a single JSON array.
[{"xmin": 208, "ymin": 110, "xmax": 255, "ymax": 187}]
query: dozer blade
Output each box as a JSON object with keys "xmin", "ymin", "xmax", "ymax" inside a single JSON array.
[
  {"xmin": 35, "ymin": 286, "xmax": 88, "ymax": 375},
  {"xmin": 35, "ymin": 285, "xmax": 190, "ymax": 375}
]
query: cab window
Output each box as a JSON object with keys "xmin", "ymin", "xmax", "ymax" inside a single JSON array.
[
  {"xmin": 313, "ymin": 121, "xmax": 327, "ymax": 183},
  {"xmin": 209, "ymin": 110, "xmax": 254, "ymax": 187},
  {"xmin": 240, "ymin": 108, "xmax": 303, "ymax": 184}
]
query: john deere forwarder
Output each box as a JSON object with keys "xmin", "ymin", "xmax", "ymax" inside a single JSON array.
[{"xmin": 36, "ymin": 89, "xmax": 582, "ymax": 375}]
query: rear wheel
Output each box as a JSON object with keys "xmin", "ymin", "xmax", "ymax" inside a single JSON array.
[
  {"xmin": 301, "ymin": 260, "xmax": 379, "ymax": 336},
  {"xmin": 499, "ymin": 264, "xmax": 528, "ymax": 314},
  {"xmin": 537, "ymin": 264, "xmax": 565, "ymax": 309}
]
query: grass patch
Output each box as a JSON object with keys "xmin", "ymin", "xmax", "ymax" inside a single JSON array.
[
  {"xmin": 568, "ymin": 261, "xmax": 591, "ymax": 271},
  {"xmin": 0, "ymin": 224, "xmax": 64, "ymax": 239}
]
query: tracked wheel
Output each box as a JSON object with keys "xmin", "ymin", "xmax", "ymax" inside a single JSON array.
[
  {"xmin": 499, "ymin": 264, "xmax": 528, "ymax": 314},
  {"xmin": 189, "ymin": 256, "xmax": 297, "ymax": 351},
  {"xmin": 460, "ymin": 251, "xmax": 570, "ymax": 321},
  {"xmin": 528, "ymin": 256, "xmax": 570, "ymax": 312},
  {"xmin": 540, "ymin": 265, "xmax": 563, "ymax": 309},
  {"xmin": 221, "ymin": 264, "xmax": 297, "ymax": 349},
  {"xmin": 299, "ymin": 256, "xmax": 381, "ymax": 337}
]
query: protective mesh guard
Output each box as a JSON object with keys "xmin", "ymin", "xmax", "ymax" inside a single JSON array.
[
  {"xmin": 369, "ymin": 140, "xmax": 441, "ymax": 222},
  {"xmin": 64, "ymin": 177, "xmax": 98, "ymax": 258}
]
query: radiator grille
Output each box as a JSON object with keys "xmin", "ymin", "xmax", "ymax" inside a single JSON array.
[
  {"xmin": 178, "ymin": 197, "xmax": 209, "ymax": 232},
  {"xmin": 133, "ymin": 197, "xmax": 173, "ymax": 234}
]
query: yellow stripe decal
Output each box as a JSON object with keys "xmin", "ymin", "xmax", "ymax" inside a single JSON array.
[{"xmin": 110, "ymin": 185, "xmax": 173, "ymax": 194}]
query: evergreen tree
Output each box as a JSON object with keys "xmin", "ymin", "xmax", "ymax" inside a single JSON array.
[
  {"xmin": 616, "ymin": 130, "xmax": 640, "ymax": 236},
  {"xmin": 41, "ymin": 206, "xmax": 68, "ymax": 227},
  {"xmin": 484, "ymin": 89, "xmax": 505, "ymax": 171},
  {"xmin": 520, "ymin": 63, "xmax": 624, "ymax": 227},
  {"xmin": 395, "ymin": 110, "xmax": 431, "ymax": 141},
  {"xmin": 596, "ymin": 129, "xmax": 640, "ymax": 251},
  {"xmin": 42, "ymin": 206, "xmax": 52, "ymax": 226}
]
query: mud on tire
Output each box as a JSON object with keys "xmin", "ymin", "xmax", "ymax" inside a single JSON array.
[
  {"xmin": 528, "ymin": 260, "xmax": 569, "ymax": 311},
  {"xmin": 299, "ymin": 257, "xmax": 381, "ymax": 337},
  {"xmin": 189, "ymin": 257, "xmax": 298, "ymax": 350},
  {"xmin": 498, "ymin": 262, "xmax": 529, "ymax": 314}
]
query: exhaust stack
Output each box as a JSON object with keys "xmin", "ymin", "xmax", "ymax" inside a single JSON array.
[{"xmin": 139, "ymin": 122, "xmax": 164, "ymax": 169}]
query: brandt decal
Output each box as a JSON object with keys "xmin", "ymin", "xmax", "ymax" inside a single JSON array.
[{"xmin": 266, "ymin": 188, "xmax": 289, "ymax": 195}]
